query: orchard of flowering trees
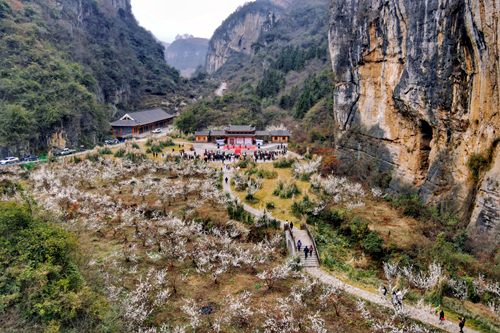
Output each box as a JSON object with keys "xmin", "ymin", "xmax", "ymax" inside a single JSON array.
[
  {"xmin": 4, "ymin": 154, "xmax": 493, "ymax": 332},
  {"xmin": 0, "ymin": 157, "xmax": 441, "ymax": 332}
]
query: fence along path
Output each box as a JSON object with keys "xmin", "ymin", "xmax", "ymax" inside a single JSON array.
[{"xmin": 221, "ymin": 171, "xmax": 480, "ymax": 333}]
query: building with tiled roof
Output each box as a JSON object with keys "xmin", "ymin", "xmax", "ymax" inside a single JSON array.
[
  {"xmin": 109, "ymin": 108, "xmax": 175, "ymax": 138},
  {"xmin": 194, "ymin": 125, "xmax": 290, "ymax": 144}
]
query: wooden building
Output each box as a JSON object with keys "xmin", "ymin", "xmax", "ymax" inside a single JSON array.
[
  {"xmin": 110, "ymin": 108, "xmax": 176, "ymax": 138},
  {"xmin": 194, "ymin": 125, "xmax": 290, "ymax": 145}
]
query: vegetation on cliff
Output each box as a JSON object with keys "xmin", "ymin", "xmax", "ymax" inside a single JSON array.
[
  {"xmin": 176, "ymin": 0, "xmax": 333, "ymax": 137},
  {"xmin": 0, "ymin": 0, "xmax": 182, "ymax": 154}
]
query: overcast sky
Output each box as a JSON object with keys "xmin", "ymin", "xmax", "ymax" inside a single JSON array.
[{"xmin": 130, "ymin": 0, "xmax": 254, "ymax": 43}]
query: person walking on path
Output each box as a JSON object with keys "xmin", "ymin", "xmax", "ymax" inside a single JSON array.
[
  {"xmin": 396, "ymin": 289, "xmax": 403, "ymax": 308},
  {"xmin": 290, "ymin": 221, "xmax": 294, "ymax": 231},
  {"xmin": 439, "ymin": 309, "xmax": 445, "ymax": 325},
  {"xmin": 225, "ymin": 177, "xmax": 228, "ymax": 184},
  {"xmin": 297, "ymin": 240, "xmax": 302, "ymax": 251},
  {"xmin": 304, "ymin": 246, "xmax": 309, "ymax": 259},
  {"xmin": 382, "ymin": 286, "xmax": 387, "ymax": 299},
  {"xmin": 459, "ymin": 317, "xmax": 466, "ymax": 333},
  {"xmin": 391, "ymin": 291, "xmax": 397, "ymax": 308}
]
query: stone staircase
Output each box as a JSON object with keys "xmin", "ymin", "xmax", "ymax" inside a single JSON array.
[{"xmin": 291, "ymin": 228, "xmax": 319, "ymax": 267}]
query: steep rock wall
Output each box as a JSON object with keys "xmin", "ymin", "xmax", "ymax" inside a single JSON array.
[
  {"xmin": 205, "ymin": 1, "xmax": 285, "ymax": 74},
  {"xmin": 329, "ymin": 0, "xmax": 500, "ymax": 247}
]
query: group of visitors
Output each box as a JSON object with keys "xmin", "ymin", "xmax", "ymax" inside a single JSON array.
[
  {"xmin": 252, "ymin": 150, "xmax": 286, "ymax": 162},
  {"xmin": 286, "ymin": 221, "xmax": 315, "ymax": 260},
  {"xmin": 381, "ymin": 286, "xmax": 467, "ymax": 332},
  {"xmin": 297, "ymin": 239, "xmax": 314, "ymax": 259},
  {"xmin": 381, "ymin": 286, "xmax": 403, "ymax": 309}
]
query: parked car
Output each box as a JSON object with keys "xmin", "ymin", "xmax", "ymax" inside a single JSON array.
[
  {"xmin": 152, "ymin": 128, "xmax": 162, "ymax": 134},
  {"xmin": 56, "ymin": 148, "xmax": 75, "ymax": 156},
  {"xmin": 104, "ymin": 139, "xmax": 119, "ymax": 145},
  {"xmin": 21, "ymin": 155, "xmax": 39, "ymax": 162},
  {"xmin": 0, "ymin": 157, "xmax": 19, "ymax": 165}
]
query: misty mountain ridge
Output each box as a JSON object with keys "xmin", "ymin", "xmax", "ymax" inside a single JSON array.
[{"xmin": 165, "ymin": 37, "xmax": 209, "ymax": 77}]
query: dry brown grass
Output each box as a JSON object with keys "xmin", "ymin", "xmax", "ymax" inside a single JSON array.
[{"xmin": 232, "ymin": 163, "xmax": 316, "ymax": 222}]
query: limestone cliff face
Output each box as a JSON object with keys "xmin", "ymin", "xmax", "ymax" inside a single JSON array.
[
  {"xmin": 206, "ymin": 1, "xmax": 285, "ymax": 74},
  {"xmin": 329, "ymin": 0, "xmax": 500, "ymax": 247}
]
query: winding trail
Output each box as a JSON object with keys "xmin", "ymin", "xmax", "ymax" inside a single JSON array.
[
  {"xmin": 221, "ymin": 172, "xmax": 480, "ymax": 333},
  {"xmin": 215, "ymin": 82, "xmax": 227, "ymax": 97}
]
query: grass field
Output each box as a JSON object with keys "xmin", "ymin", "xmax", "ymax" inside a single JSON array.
[{"xmin": 231, "ymin": 163, "xmax": 316, "ymax": 222}]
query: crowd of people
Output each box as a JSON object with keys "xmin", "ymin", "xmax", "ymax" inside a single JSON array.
[{"xmin": 172, "ymin": 144, "xmax": 289, "ymax": 165}]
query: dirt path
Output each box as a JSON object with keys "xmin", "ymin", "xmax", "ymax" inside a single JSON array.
[
  {"xmin": 215, "ymin": 82, "xmax": 227, "ymax": 97},
  {"xmin": 221, "ymin": 173, "xmax": 480, "ymax": 333}
]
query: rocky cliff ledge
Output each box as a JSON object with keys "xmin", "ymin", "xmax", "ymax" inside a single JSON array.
[
  {"xmin": 328, "ymin": 0, "xmax": 500, "ymax": 249},
  {"xmin": 205, "ymin": 1, "xmax": 285, "ymax": 74}
]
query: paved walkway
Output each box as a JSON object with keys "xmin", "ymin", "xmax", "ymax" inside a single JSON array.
[
  {"xmin": 221, "ymin": 172, "xmax": 480, "ymax": 333},
  {"xmin": 306, "ymin": 267, "xmax": 478, "ymax": 333},
  {"xmin": 222, "ymin": 172, "xmax": 320, "ymax": 268}
]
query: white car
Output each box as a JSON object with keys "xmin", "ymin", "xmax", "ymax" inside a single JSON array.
[
  {"xmin": 0, "ymin": 157, "xmax": 19, "ymax": 165},
  {"xmin": 152, "ymin": 128, "xmax": 162, "ymax": 134}
]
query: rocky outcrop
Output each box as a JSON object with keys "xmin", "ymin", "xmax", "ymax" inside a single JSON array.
[
  {"xmin": 329, "ymin": 0, "xmax": 500, "ymax": 247},
  {"xmin": 205, "ymin": 1, "xmax": 285, "ymax": 74}
]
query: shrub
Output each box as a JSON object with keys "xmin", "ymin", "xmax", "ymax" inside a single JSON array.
[
  {"xmin": 114, "ymin": 148, "xmax": 125, "ymax": 158},
  {"xmin": 266, "ymin": 201, "xmax": 275, "ymax": 210},
  {"xmin": 273, "ymin": 157, "xmax": 295, "ymax": 168},
  {"xmin": 98, "ymin": 147, "xmax": 113, "ymax": 155},
  {"xmin": 363, "ymin": 231, "xmax": 384, "ymax": 257},
  {"xmin": 273, "ymin": 180, "xmax": 301, "ymax": 199},
  {"xmin": 0, "ymin": 200, "xmax": 108, "ymax": 329},
  {"xmin": 468, "ymin": 152, "xmax": 490, "ymax": 185},
  {"xmin": 346, "ymin": 216, "xmax": 370, "ymax": 244},
  {"xmin": 131, "ymin": 143, "xmax": 140, "ymax": 149},
  {"xmin": 291, "ymin": 195, "xmax": 313, "ymax": 216},
  {"xmin": 235, "ymin": 158, "xmax": 256, "ymax": 169},
  {"xmin": 373, "ymin": 171, "xmax": 392, "ymax": 189},
  {"xmin": 245, "ymin": 193, "xmax": 259, "ymax": 204},
  {"xmin": 394, "ymin": 194, "xmax": 429, "ymax": 220},
  {"xmin": 125, "ymin": 152, "xmax": 146, "ymax": 163},
  {"xmin": 245, "ymin": 167, "xmax": 277, "ymax": 179},
  {"xmin": 467, "ymin": 138, "xmax": 500, "ymax": 185},
  {"xmin": 86, "ymin": 153, "xmax": 99, "ymax": 162},
  {"xmin": 227, "ymin": 200, "xmax": 253, "ymax": 224}
]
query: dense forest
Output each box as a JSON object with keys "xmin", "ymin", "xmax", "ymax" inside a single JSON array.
[{"xmin": 0, "ymin": 0, "xmax": 182, "ymax": 156}]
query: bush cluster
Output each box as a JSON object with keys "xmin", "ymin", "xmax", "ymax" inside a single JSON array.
[
  {"xmin": 273, "ymin": 180, "xmax": 301, "ymax": 199},
  {"xmin": 245, "ymin": 167, "xmax": 277, "ymax": 179},
  {"xmin": 0, "ymin": 200, "xmax": 109, "ymax": 330},
  {"xmin": 273, "ymin": 157, "xmax": 295, "ymax": 168}
]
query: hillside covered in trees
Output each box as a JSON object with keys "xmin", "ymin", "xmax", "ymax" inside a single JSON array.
[
  {"xmin": 0, "ymin": 0, "xmax": 182, "ymax": 156},
  {"xmin": 176, "ymin": 0, "xmax": 334, "ymax": 148}
]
